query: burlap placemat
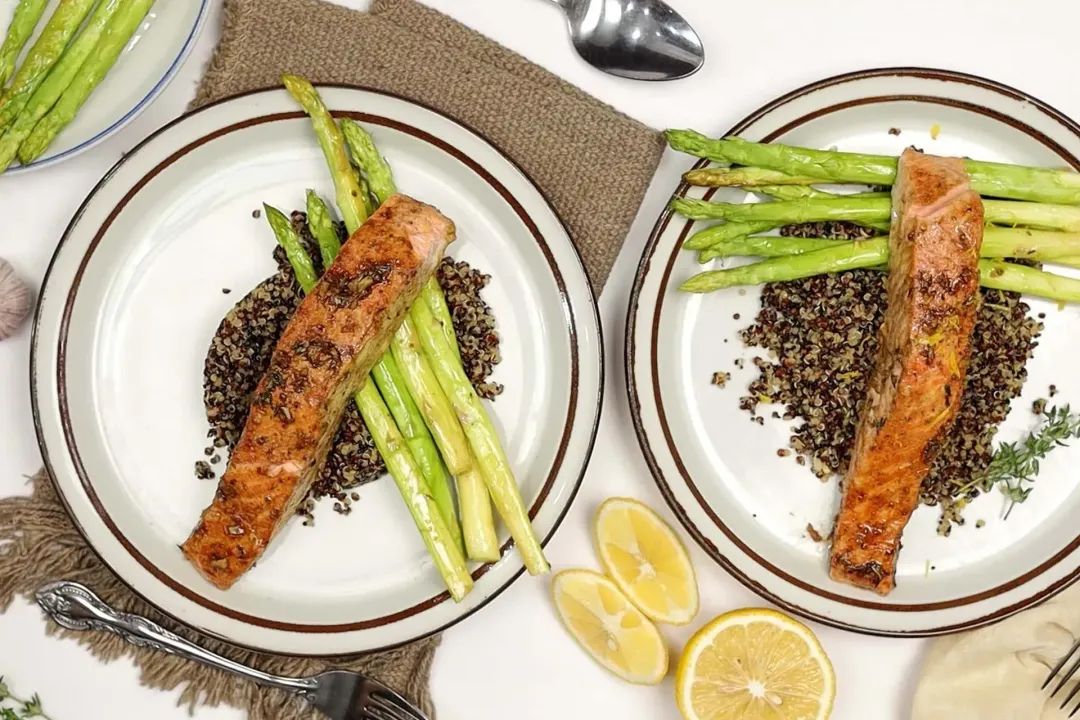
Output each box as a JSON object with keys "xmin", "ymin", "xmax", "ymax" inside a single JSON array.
[
  {"xmin": 0, "ymin": 471, "xmax": 436, "ymax": 719},
  {"xmin": 0, "ymin": 1, "xmax": 664, "ymax": 717},
  {"xmin": 193, "ymin": 0, "xmax": 666, "ymax": 291}
]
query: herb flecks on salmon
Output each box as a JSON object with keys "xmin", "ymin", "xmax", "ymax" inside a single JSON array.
[
  {"xmin": 182, "ymin": 195, "xmax": 454, "ymax": 590},
  {"xmin": 829, "ymin": 149, "xmax": 984, "ymax": 595}
]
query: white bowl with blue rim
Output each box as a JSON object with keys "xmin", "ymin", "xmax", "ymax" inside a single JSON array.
[{"xmin": 0, "ymin": 0, "xmax": 210, "ymax": 175}]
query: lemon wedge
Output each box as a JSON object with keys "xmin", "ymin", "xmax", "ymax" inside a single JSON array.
[
  {"xmin": 676, "ymin": 608, "xmax": 835, "ymax": 720},
  {"xmin": 551, "ymin": 569, "xmax": 669, "ymax": 684},
  {"xmin": 594, "ymin": 497, "xmax": 699, "ymax": 625}
]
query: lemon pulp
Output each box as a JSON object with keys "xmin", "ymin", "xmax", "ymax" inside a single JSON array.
[
  {"xmin": 551, "ymin": 568, "xmax": 669, "ymax": 685},
  {"xmin": 676, "ymin": 608, "xmax": 835, "ymax": 720}
]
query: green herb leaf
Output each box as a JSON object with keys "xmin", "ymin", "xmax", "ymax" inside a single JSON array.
[
  {"xmin": 981, "ymin": 403, "xmax": 1080, "ymax": 518},
  {"xmin": 20, "ymin": 694, "xmax": 43, "ymax": 718},
  {"xmin": 0, "ymin": 679, "xmax": 52, "ymax": 720}
]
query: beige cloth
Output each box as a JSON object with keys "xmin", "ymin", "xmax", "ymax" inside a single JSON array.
[
  {"xmin": 913, "ymin": 583, "xmax": 1080, "ymax": 720},
  {"xmin": 0, "ymin": 0, "xmax": 665, "ymax": 717}
]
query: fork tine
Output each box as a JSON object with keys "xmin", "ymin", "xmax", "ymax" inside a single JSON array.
[
  {"xmin": 1046, "ymin": 637, "xmax": 1080, "ymax": 691},
  {"xmin": 1064, "ymin": 681, "xmax": 1080, "ymax": 709},
  {"xmin": 367, "ymin": 679, "xmax": 426, "ymax": 720},
  {"xmin": 1052, "ymin": 647, "xmax": 1080, "ymax": 698},
  {"xmin": 1060, "ymin": 672, "xmax": 1080, "ymax": 711},
  {"xmin": 370, "ymin": 691, "xmax": 422, "ymax": 720},
  {"xmin": 361, "ymin": 702, "xmax": 408, "ymax": 720}
]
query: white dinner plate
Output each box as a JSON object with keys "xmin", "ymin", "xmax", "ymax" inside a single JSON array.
[
  {"xmin": 32, "ymin": 86, "xmax": 602, "ymax": 654},
  {"xmin": 0, "ymin": 0, "xmax": 209, "ymax": 175},
  {"xmin": 627, "ymin": 68, "xmax": 1080, "ymax": 636}
]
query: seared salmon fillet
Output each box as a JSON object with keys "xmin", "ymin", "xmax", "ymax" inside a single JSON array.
[
  {"xmin": 182, "ymin": 194, "xmax": 454, "ymax": 589},
  {"xmin": 828, "ymin": 149, "xmax": 984, "ymax": 594}
]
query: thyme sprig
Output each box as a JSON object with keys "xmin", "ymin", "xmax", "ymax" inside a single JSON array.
[
  {"xmin": 0, "ymin": 678, "xmax": 53, "ymax": 720},
  {"xmin": 981, "ymin": 404, "xmax": 1080, "ymax": 518}
]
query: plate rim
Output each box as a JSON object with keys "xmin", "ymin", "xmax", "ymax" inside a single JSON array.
[
  {"xmin": 4, "ymin": 0, "xmax": 212, "ymax": 175},
  {"xmin": 625, "ymin": 66, "xmax": 1080, "ymax": 637},
  {"xmin": 31, "ymin": 83, "xmax": 604, "ymax": 655}
]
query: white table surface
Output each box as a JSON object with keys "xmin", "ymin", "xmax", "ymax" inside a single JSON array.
[{"xmin": 4, "ymin": 1, "xmax": 1080, "ymax": 717}]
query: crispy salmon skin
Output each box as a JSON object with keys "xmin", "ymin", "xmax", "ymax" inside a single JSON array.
[
  {"xmin": 828, "ymin": 149, "xmax": 984, "ymax": 594},
  {"xmin": 182, "ymin": 194, "xmax": 454, "ymax": 589}
]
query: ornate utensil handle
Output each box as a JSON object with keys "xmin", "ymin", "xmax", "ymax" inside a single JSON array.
[{"xmin": 35, "ymin": 581, "xmax": 317, "ymax": 697}]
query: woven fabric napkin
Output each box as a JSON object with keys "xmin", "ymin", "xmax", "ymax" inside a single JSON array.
[
  {"xmin": 0, "ymin": 1, "xmax": 664, "ymax": 718},
  {"xmin": 193, "ymin": 0, "xmax": 666, "ymax": 292}
]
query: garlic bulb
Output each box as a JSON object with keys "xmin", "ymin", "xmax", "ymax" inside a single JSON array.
[{"xmin": 0, "ymin": 258, "xmax": 30, "ymax": 341}]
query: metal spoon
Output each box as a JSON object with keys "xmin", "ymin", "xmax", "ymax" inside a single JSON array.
[{"xmin": 550, "ymin": 0, "xmax": 704, "ymax": 81}]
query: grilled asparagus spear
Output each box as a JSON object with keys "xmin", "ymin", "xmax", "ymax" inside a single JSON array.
[
  {"xmin": 0, "ymin": 0, "xmax": 48, "ymax": 87},
  {"xmin": 0, "ymin": 0, "xmax": 97, "ymax": 134}
]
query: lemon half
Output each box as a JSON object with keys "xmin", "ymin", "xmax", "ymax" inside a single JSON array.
[
  {"xmin": 595, "ymin": 497, "xmax": 699, "ymax": 625},
  {"xmin": 551, "ymin": 569, "xmax": 669, "ymax": 685},
  {"xmin": 676, "ymin": 608, "xmax": 835, "ymax": 720}
]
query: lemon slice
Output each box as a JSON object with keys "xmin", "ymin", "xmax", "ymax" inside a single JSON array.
[
  {"xmin": 594, "ymin": 497, "xmax": 699, "ymax": 625},
  {"xmin": 551, "ymin": 569, "xmax": 669, "ymax": 684},
  {"xmin": 676, "ymin": 608, "xmax": 835, "ymax": 720}
]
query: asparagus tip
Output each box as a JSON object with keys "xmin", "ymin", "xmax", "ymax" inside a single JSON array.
[
  {"xmin": 664, "ymin": 128, "xmax": 695, "ymax": 150},
  {"xmin": 262, "ymin": 203, "xmax": 289, "ymax": 227},
  {"xmin": 669, "ymin": 197, "xmax": 697, "ymax": 216},
  {"xmin": 678, "ymin": 275, "xmax": 712, "ymax": 293},
  {"xmin": 280, "ymin": 74, "xmax": 313, "ymax": 98}
]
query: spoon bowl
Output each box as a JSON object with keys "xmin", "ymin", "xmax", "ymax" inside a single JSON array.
[{"xmin": 556, "ymin": 0, "xmax": 704, "ymax": 81}]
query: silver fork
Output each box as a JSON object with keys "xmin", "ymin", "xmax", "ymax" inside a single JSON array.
[
  {"xmin": 1043, "ymin": 636, "xmax": 1080, "ymax": 717},
  {"xmin": 35, "ymin": 581, "xmax": 428, "ymax": 720}
]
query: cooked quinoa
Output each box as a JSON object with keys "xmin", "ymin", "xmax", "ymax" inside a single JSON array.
[
  {"xmin": 737, "ymin": 257, "xmax": 1043, "ymax": 533},
  {"xmin": 780, "ymin": 221, "xmax": 878, "ymax": 242},
  {"xmin": 712, "ymin": 371, "xmax": 732, "ymax": 388},
  {"xmin": 199, "ymin": 211, "xmax": 503, "ymax": 520},
  {"xmin": 438, "ymin": 259, "xmax": 503, "ymax": 400}
]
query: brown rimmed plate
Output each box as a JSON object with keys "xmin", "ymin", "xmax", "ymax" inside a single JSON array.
[
  {"xmin": 627, "ymin": 68, "xmax": 1080, "ymax": 636},
  {"xmin": 32, "ymin": 86, "xmax": 602, "ymax": 655}
]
